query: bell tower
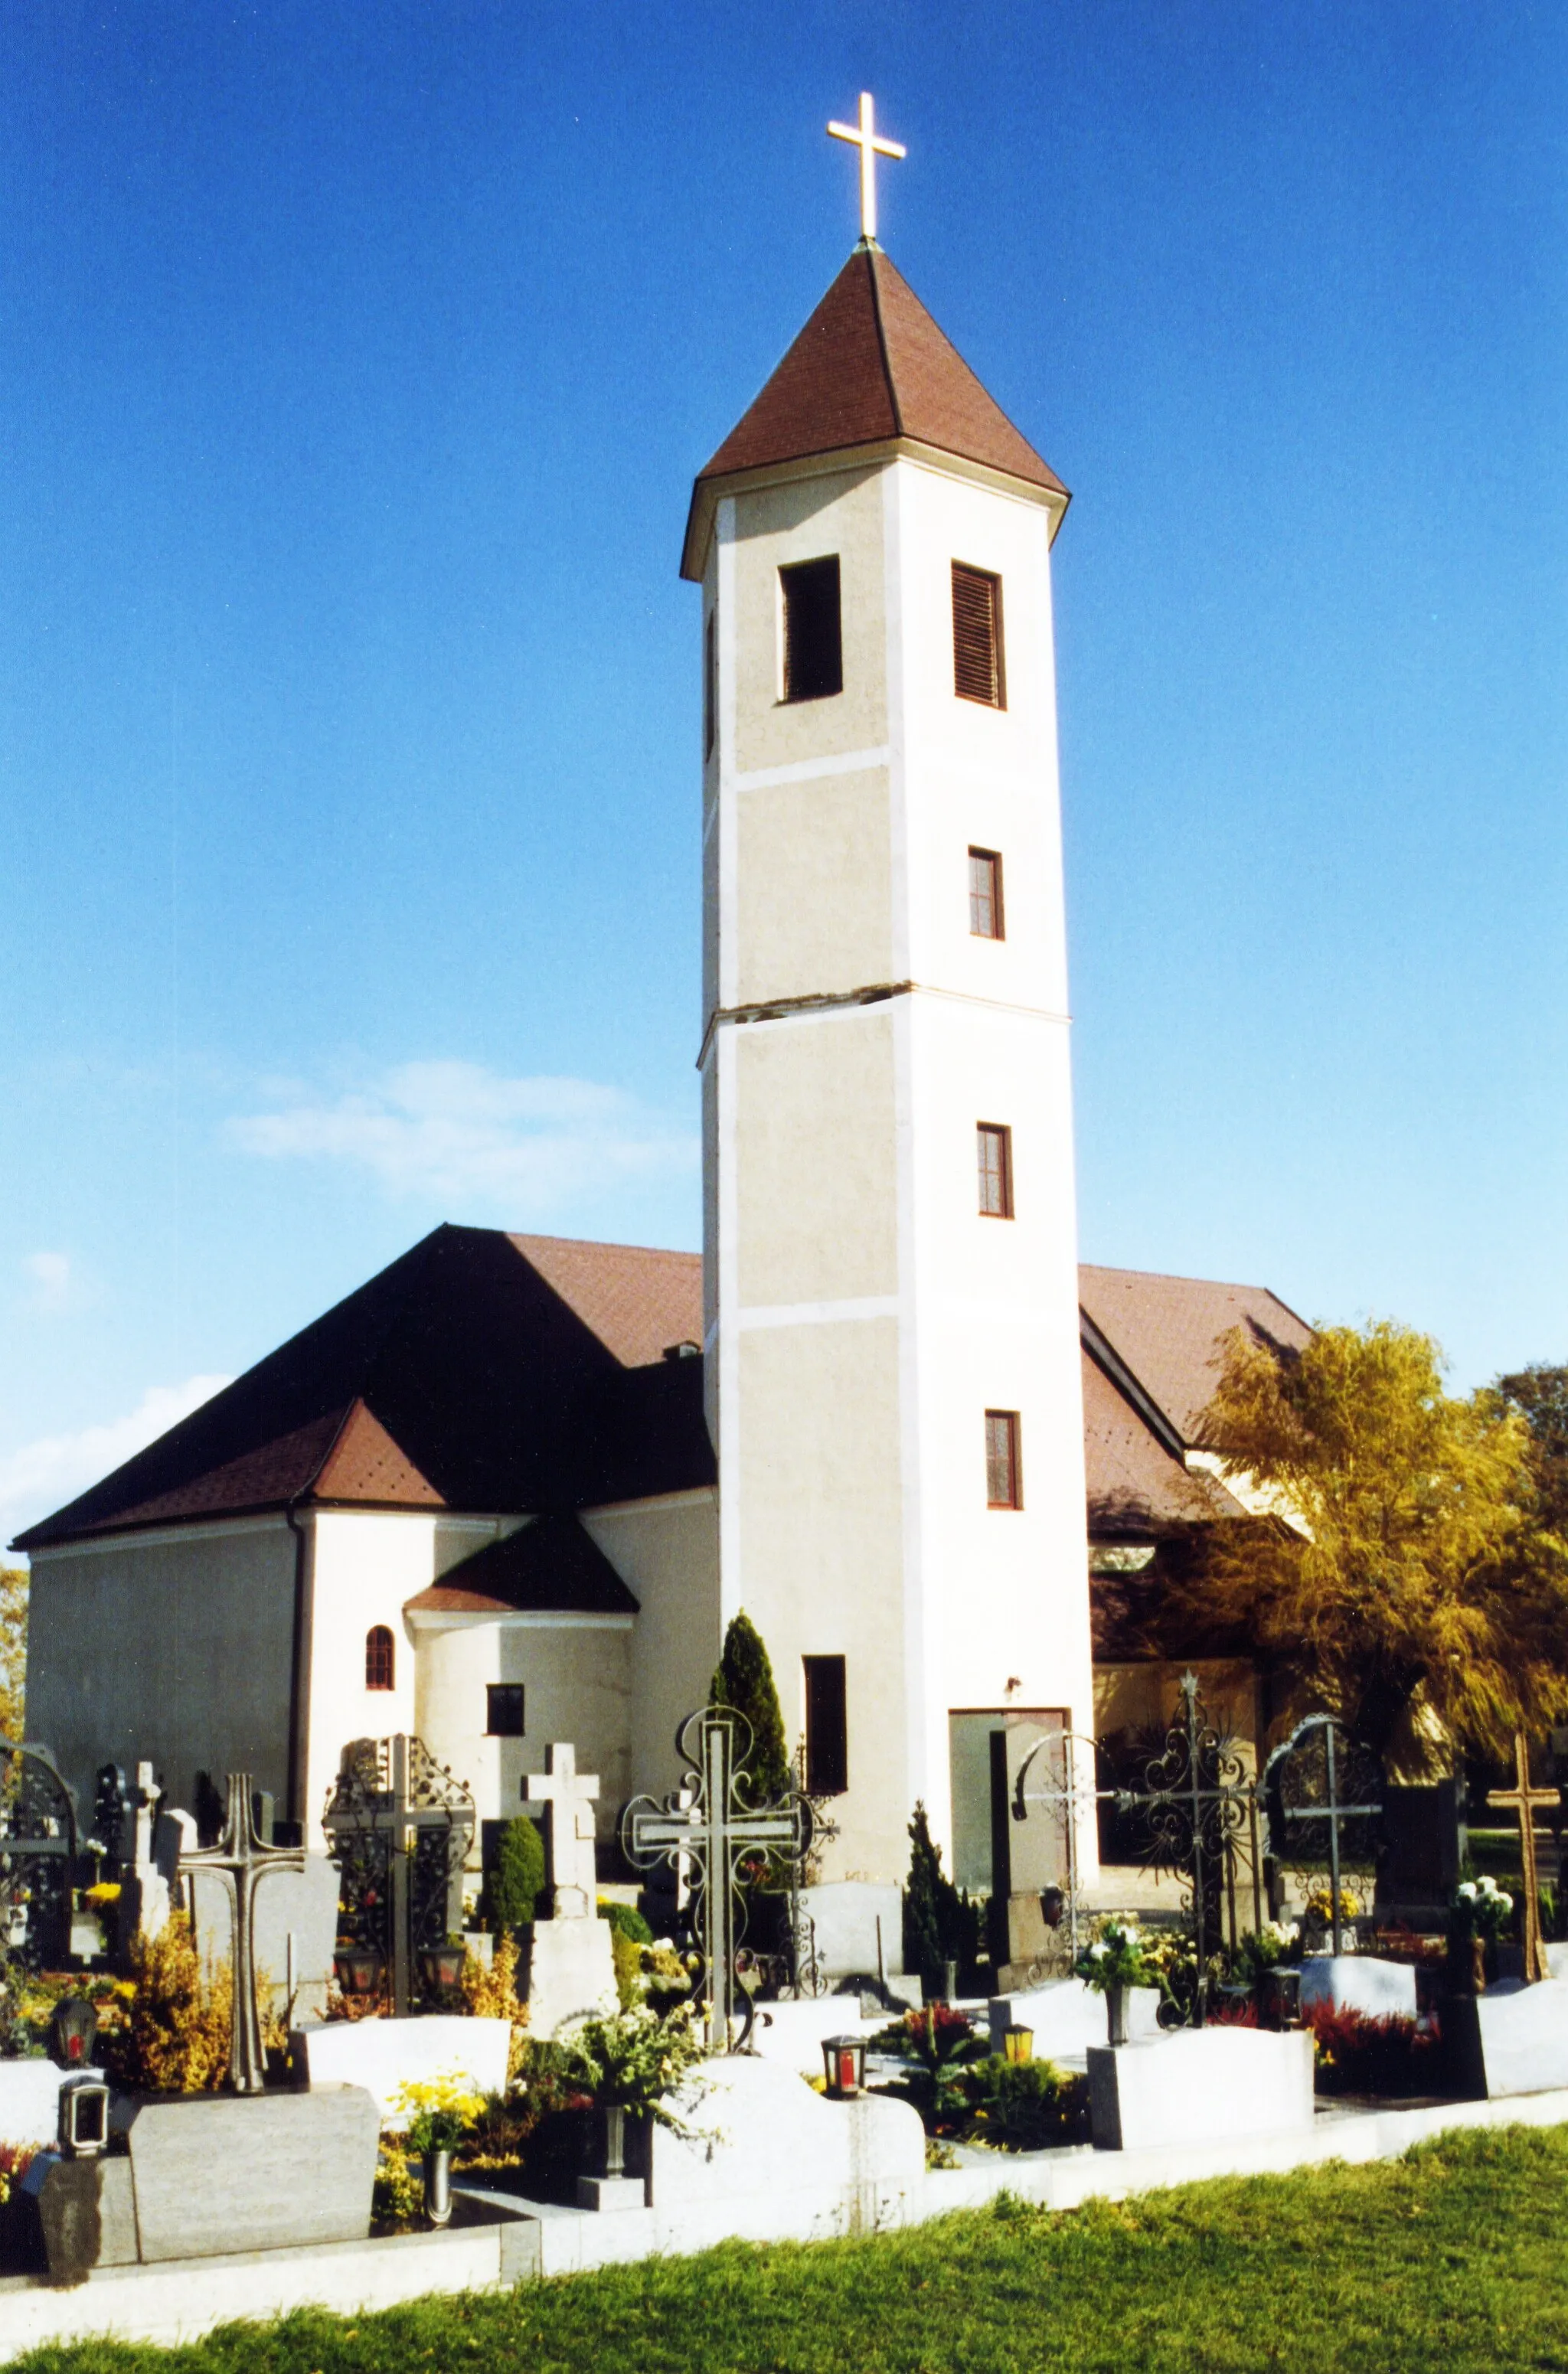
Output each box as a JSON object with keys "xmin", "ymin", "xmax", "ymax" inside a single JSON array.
[{"xmin": 681, "ymin": 197, "xmax": 1097, "ymax": 1901}]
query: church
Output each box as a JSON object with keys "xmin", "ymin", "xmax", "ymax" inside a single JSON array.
[{"xmin": 16, "ymin": 146, "xmax": 1310, "ymax": 1928}]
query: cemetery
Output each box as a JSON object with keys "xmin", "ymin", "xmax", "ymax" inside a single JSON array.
[{"xmin": 2, "ymin": 1654, "xmax": 1568, "ymax": 2359}]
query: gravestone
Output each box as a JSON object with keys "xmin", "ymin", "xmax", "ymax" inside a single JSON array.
[
  {"xmin": 290, "ymin": 2012, "xmax": 512, "ymax": 2124},
  {"xmin": 1296, "ymin": 1955, "xmax": 1418, "ymax": 2022},
  {"xmin": 113, "ymin": 1762, "xmax": 170, "ymax": 1951},
  {"xmin": 1377, "ymin": 1781, "xmax": 1464, "ymax": 1919},
  {"xmin": 988, "ymin": 1977, "xmax": 1162, "ymax": 2059},
  {"xmin": 124, "ymin": 2086, "xmax": 380, "ymax": 2261},
  {"xmin": 798, "ymin": 1881, "xmax": 904, "ymax": 1986},
  {"xmin": 521, "ymin": 1743, "xmax": 617, "ymax": 2039},
  {"xmin": 1087, "ymin": 2026, "xmax": 1315, "ymax": 2151},
  {"xmin": 1442, "ymin": 1977, "xmax": 1568, "ymax": 2101}
]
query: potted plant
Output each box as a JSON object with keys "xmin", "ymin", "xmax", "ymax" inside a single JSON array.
[
  {"xmin": 1074, "ymin": 1916, "xmax": 1152, "ymax": 2044},
  {"xmin": 557, "ymin": 2003, "xmax": 707, "ymax": 2180},
  {"xmin": 393, "ymin": 2072, "xmax": 486, "ymax": 2229},
  {"xmin": 1234, "ymin": 1920, "xmax": 1303, "ymax": 2027},
  {"xmin": 1446, "ymin": 1877, "xmax": 1513, "ymax": 1994}
]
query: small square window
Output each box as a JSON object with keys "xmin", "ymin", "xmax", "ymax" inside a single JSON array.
[
  {"xmin": 486, "ymin": 1684, "xmax": 525, "ymax": 1737},
  {"xmin": 952, "ymin": 562, "xmax": 1005, "ymax": 707},
  {"xmin": 985, "ymin": 1410, "xmax": 1022, "ymax": 1509},
  {"xmin": 977, "ymin": 1124, "xmax": 1013, "ymax": 1218},
  {"xmin": 969, "ymin": 848, "xmax": 1004, "ymax": 940},
  {"xmin": 780, "ymin": 556, "xmax": 843, "ymax": 702}
]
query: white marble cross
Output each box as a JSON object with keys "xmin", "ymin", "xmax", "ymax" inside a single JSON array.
[
  {"xmin": 522, "ymin": 1742, "xmax": 599, "ymax": 1919},
  {"xmin": 132, "ymin": 1761, "xmax": 162, "ymax": 1866}
]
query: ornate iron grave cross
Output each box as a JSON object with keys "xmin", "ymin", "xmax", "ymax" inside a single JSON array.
[
  {"xmin": 1011, "ymin": 1730, "xmax": 1115, "ymax": 1968},
  {"xmin": 0, "ymin": 1736, "xmax": 80, "ymax": 1969},
  {"xmin": 1488, "ymin": 1731, "xmax": 1554, "ymax": 1985},
  {"xmin": 178, "ymin": 1772, "xmax": 306, "ymax": 2094},
  {"xmin": 1107, "ymin": 1675, "xmax": 1260, "ymax": 2017},
  {"xmin": 1262, "ymin": 1713, "xmax": 1381, "ymax": 1958},
  {"xmin": 323, "ymin": 1735, "xmax": 475, "ymax": 2017},
  {"xmin": 621, "ymin": 1706, "xmax": 812, "ymax": 2051}
]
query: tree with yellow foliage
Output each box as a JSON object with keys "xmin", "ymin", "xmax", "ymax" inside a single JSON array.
[
  {"xmin": 0, "ymin": 1566, "xmax": 27, "ymax": 1740},
  {"xmin": 1176, "ymin": 1319, "xmax": 1568, "ymax": 1769}
]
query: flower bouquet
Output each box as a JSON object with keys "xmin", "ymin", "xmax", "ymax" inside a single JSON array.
[
  {"xmin": 1073, "ymin": 1918, "xmax": 1152, "ymax": 2044},
  {"xmin": 1447, "ymin": 1876, "xmax": 1513, "ymax": 1993}
]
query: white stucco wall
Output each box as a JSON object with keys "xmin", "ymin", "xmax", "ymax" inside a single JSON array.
[
  {"xmin": 411, "ymin": 1612, "xmax": 633, "ymax": 1843},
  {"xmin": 23, "ymin": 1518, "xmax": 297, "ymax": 1825},
  {"xmin": 581, "ymin": 1491, "xmax": 720, "ymax": 1806},
  {"xmin": 700, "ymin": 443, "xmax": 1096, "ymax": 1889}
]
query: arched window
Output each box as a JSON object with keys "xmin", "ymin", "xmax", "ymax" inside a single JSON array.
[{"xmin": 365, "ymin": 1625, "xmax": 395, "ymax": 1691}]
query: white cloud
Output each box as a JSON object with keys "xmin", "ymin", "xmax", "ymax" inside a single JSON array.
[
  {"xmin": 22, "ymin": 1252, "xmax": 77, "ymax": 1312},
  {"xmin": 225, "ymin": 1060, "xmax": 696, "ymax": 1213},
  {"xmin": 0, "ymin": 1376, "xmax": 232, "ymax": 1555}
]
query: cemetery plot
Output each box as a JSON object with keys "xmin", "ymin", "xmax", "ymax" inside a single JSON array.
[{"xmin": 323, "ymin": 1736, "xmax": 475, "ymax": 2016}]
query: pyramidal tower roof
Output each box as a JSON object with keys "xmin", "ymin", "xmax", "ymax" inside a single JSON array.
[{"xmin": 682, "ymin": 243, "xmax": 1067, "ymax": 576}]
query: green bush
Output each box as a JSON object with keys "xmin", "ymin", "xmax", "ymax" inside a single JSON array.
[
  {"xmin": 486, "ymin": 1816, "xmax": 546, "ymax": 1936},
  {"xmin": 901, "ymin": 1802, "xmax": 973, "ymax": 1998},
  {"xmin": 599, "ymin": 1898, "xmax": 654, "ymax": 1946},
  {"xmin": 710, "ymin": 1610, "xmax": 792, "ymax": 1805},
  {"xmin": 965, "ymin": 2054, "xmax": 1090, "ymax": 2148}
]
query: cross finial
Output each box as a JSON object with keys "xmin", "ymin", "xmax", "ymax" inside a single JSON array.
[{"xmin": 827, "ymin": 93, "xmax": 906, "ymax": 245}]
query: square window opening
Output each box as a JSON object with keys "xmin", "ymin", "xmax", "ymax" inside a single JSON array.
[
  {"xmin": 780, "ymin": 556, "xmax": 843, "ymax": 702},
  {"xmin": 486, "ymin": 1683, "xmax": 526, "ymax": 1737}
]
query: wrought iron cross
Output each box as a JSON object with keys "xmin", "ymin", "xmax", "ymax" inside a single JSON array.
[
  {"xmin": 1263, "ymin": 1713, "xmax": 1381, "ymax": 1958},
  {"xmin": 1011, "ymin": 1730, "xmax": 1114, "ymax": 1967},
  {"xmin": 1488, "ymin": 1731, "xmax": 1554, "ymax": 1984},
  {"xmin": 323, "ymin": 1735, "xmax": 474, "ymax": 2016},
  {"xmin": 827, "ymin": 92, "xmax": 906, "ymax": 244},
  {"xmin": 0, "ymin": 1736, "xmax": 80, "ymax": 1968},
  {"xmin": 621, "ymin": 1706, "xmax": 812, "ymax": 2051},
  {"xmin": 179, "ymin": 1772, "xmax": 306, "ymax": 2094}
]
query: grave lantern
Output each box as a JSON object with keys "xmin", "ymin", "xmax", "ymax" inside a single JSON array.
[
  {"xmin": 822, "ymin": 2034, "xmax": 865, "ymax": 2098},
  {"xmin": 48, "ymin": 1995, "xmax": 97, "ymax": 2071},
  {"xmin": 1003, "ymin": 2026, "xmax": 1034, "ymax": 2065},
  {"xmin": 58, "ymin": 2075, "xmax": 109, "ymax": 2159}
]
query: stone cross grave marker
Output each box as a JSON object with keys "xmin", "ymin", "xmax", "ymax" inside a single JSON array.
[
  {"xmin": 178, "ymin": 1772, "xmax": 307, "ymax": 2093},
  {"xmin": 622, "ymin": 1705, "xmax": 812, "ymax": 2051},
  {"xmin": 1487, "ymin": 1731, "xmax": 1554, "ymax": 1985},
  {"xmin": 522, "ymin": 1742, "xmax": 600, "ymax": 1918}
]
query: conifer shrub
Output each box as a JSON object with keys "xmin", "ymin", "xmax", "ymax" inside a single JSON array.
[
  {"xmin": 486, "ymin": 1816, "xmax": 546, "ymax": 1936},
  {"xmin": 902, "ymin": 1802, "xmax": 972, "ymax": 1999},
  {"xmin": 709, "ymin": 1611, "xmax": 791, "ymax": 1804}
]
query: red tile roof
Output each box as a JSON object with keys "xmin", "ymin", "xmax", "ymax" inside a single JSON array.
[
  {"xmin": 1080, "ymin": 1352, "xmax": 1246, "ymax": 1540},
  {"xmin": 405, "ymin": 1515, "xmax": 639, "ymax": 1618},
  {"xmin": 1078, "ymin": 1265, "xmax": 1312, "ymax": 1447},
  {"xmin": 682, "ymin": 245, "xmax": 1066, "ymax": 576},
  {"xmin": 15, "ymin": 1226, "xmax": 713, "ymax": 1549}
]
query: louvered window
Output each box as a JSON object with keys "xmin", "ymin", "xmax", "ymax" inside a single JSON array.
[
  {"xmin": 704, "ymin": 608, "xmax": 717, "ymax": 758},
  {"xmin": 803, "ymin": 1656, "xmax": 848, "ymax": 1795},
  {"xmin": 365, "ymin": 1625, "xmax": 395, "ymax": 1691},
  {"xmin": 780, "ymin": 556, "xmax": 843, "ymax": 702},
  {"xmin": 952, "ymin": 563, "xmax": 1004, "ymax": 707},
  {"xmin": 985, "ymin": 1410, "xmax": 1022, "ymax": 1509},
  {"xmin": 969, "ymin": 847, "xmax": 1004, "ymax": 939},
  {"xmin": 977, "ymin": 1124, "xmax": 1013, "ymax": 1218}
]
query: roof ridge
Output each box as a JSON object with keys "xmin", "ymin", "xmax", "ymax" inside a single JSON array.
[{"xmin": 865, "ymin": 245, "xmax": 903, "ymax": 439}]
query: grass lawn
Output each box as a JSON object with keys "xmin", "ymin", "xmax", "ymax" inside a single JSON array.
[{"xmin": 10, "ymin": 2124, "xmax": 1568, "ymax": 2374}]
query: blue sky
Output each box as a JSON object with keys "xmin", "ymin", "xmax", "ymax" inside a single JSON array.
[{"xmin": 2, "ymin": 1, "xmax": 1563, "ymax": 1548}]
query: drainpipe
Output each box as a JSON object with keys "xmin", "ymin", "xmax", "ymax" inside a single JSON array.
[{"xmin": 284, "ymin": 1494, "xmax": 315, "ymax": 1844}]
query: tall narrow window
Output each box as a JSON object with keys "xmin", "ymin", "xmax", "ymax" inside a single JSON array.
[
  {"xmin": 703, "ymin": 607, "xmax": 717, "ymax": 758},
  {"xmin": 486, "ymin": 1683, "xmax": 525, "ymax": 1737},
  {"xmin": 952, "ymin": 562, "xmax": 1005, "ymax": 707},
  {"xmin": 365, "ymin": 1625, "xmax": 395, "ymax": 1691},
  {"xmin": 985, "ymin": 1411, "xmax": 1022, "ymax": 1509},
  {"xmin": 780, "ymin": 556, "xmax": 842, "ymax": 702},
  {"xmin": 977, "ymin": 1124, "xmax": 1013, "ymax": 1218},
  {"xmin": 803, "ymin": 1655, "xmax": 848, "ymax": 1794},
  {"xmin": 969, "ymin": 847, "xmax": 1004, "ymax": 939}
]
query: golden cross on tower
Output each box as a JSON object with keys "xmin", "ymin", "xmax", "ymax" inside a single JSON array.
[
  {"xmin": 827, "ymin": 92, "xmax": 906, "ymax": 245},
  {"xmin": 1487, "ymin": 1730, "xmax": 1557, "ymax": 1984}
]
